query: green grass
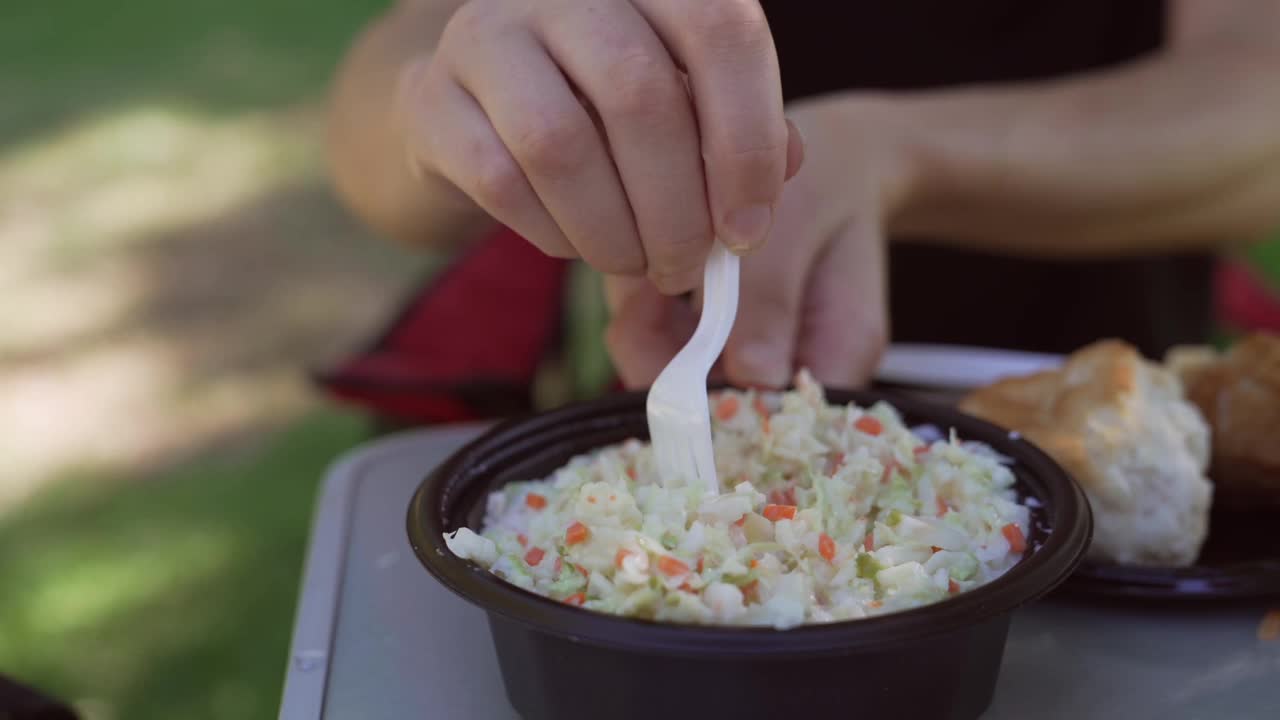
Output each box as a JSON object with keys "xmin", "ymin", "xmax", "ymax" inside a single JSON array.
[
  {"xmin": 0, "ymin": 0, "xmax": 388, "ymax": 144},
  {"xmin": 0, "ymin": 0, "xmax": 392, "ymax": 716},
  {"xmin": 0, "ymin": 410, "xmax": 372, "ymax": 720}
]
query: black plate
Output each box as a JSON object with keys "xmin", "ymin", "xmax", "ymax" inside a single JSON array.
[{"xmin": 1060, "ymin": 500, "xmax": 1280, "ymax": 602}]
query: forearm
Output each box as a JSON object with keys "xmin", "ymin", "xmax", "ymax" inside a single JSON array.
[
  {"xmin": 886, "ymin": 33, "xmax": 1280, "ymax": 257},
  {"xmin": 327, "ymin": 0, "xmax": 494, "ymax": 249}
]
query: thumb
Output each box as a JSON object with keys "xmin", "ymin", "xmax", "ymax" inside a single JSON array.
[
  {"xmin": 795, "ymin": 218, "xmax": 889, "ymax": 387},
  {"xmin": 604, "ymin": 276, "xmax": 697, "ymax": 389}
]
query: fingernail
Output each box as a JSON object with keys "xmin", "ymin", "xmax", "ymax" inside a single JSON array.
[
  {"xmin": 736, "ymin": 341, "xmax": 789, "ymax": 388},
  {"xmin": 723, "ymin": 204, "xmax": 773, "ymax": 252}
]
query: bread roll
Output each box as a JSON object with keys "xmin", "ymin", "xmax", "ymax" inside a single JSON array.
[
  {"xmin": 1166, "ymin": 333, "xmax": 1280, "ymax": 505},
  {"xmin": 961, "ymin": 341, "xmax": 1212, "ymax": 566}
]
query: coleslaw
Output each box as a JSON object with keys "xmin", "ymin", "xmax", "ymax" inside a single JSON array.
[{"xmin": 445, "ymin": 371, "xmax": 1032, "ymax": 629}]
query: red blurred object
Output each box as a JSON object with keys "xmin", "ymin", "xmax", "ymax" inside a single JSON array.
[
  {"xmin": 1215, "ymin": 260, "xmax": 1280, "ymax": 333},
  {"xmin": 316, "ymin": 227, "xmax": 571, "ymax": 425}
]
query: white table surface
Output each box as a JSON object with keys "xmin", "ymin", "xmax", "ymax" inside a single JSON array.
[{"xmin": 279, "ymin": 426, "xmax": 1280, "ymax": 720}]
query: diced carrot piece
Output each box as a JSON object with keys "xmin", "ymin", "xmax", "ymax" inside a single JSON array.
[
  {"xmin": 517, "ymin": 534, "xmax": 528, "ymax": 547},
  {"xmin": 868, "ymin": 600, "xmax": 883, "ymax": 609},
  {"xmin": 826, "ymin": 452, "xmax": 846, "ymax": 475},
  {"xmin": 749, "ymin": 559, "xmax": 759, "ymax": 569},
  {"xmin": 526, "ymin": 493, "xmax": 548, "ymax": 510},
  {"xmin": 553, "ymin": 557, "xmax": 563, "ymax": 574},
  {"xmin": 854, "ymin": 416, "xmax": 883, "ymax": 436},
  {"xmin": 524, "ymin": 548, "xmax": 545, "ymax": 566},
  {"xmin": 880, "ymin": 461, "xmax": 899, "ymax": 485},
  {"xmin": 1002, "ymin": 523, "xmax": 1027, "ymax": 553},
  {"xmin": 564, "ymin": 592, "xmax": 586, "ymax": 606},
  {"xmin": 657, "ymin": 556, "xmax": 690, "ymax": 578},
  {"xmin": 587, "ymin": 496, "xmax": 597, "ymax": 504},
  {"xmin": 625, "ymin": 467, "xmax": 636, "ymax": 480},
  {"xmin": 752, "ymin": 395, "xmax": 769, "ymax": 418},
  {"xmin": 734, "ymin": 515, "xmax": 747, "ymax": 527},
  {"xmin": 936, "ymin": 497, "xmax": 949, "ymax": 517},
  {"xmin": 678, "ymin": 581, "xmax": 695, "ymax": 592},
  {"xmin": 818, "ymin": 533, "xmax": 836, "ymax": 562},
  {"xmin": 565, "ymin": 521, "xmax": 590, "ymax": 545},
  {"xmin": 696, "ymin": 555, "xmax": 705, "ymax": 574},
  {"xmin": 864, "ymin": 533, "xmax": 874, "ymax": 552},
  {"xmin": 715, "ymin": 395, "xmax": 740, "ymax": 421},
  {"xmin": 948, "ymin": 579, "xmax": 960, "ymax": 594},
  {"xmin": 931, "ymin": 546, "xmax": 942, "ymax": 554},
  {"xmin": 762, "ymin": 504, "xmax": 797, "ymax": 522},
  {"xmin": 751, "ymin": 395, "xmax": 772, "ymax": 433},
  {"xmin": 615, "ymin": 549, "xmax": 632, "ymax": 569},
  {"xmin": 741, "ymin": 580, "xmax": 759, "ymax": 602}
]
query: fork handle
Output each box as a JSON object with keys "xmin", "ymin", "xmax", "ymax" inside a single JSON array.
[{"xmin": 679, "ymin": 242, "xmax": 739, "ymax": 371}]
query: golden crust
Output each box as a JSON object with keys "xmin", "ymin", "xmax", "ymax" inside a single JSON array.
[
  {"xmin": 1166, "ymin": 333, "xmax": 1280, "ymax": 502},
  {"xmin": 961, "ymin": 340, "xmax": 1212, "ymax": 566}
]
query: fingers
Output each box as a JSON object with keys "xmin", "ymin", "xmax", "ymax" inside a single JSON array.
[
  {"xmin": 399, "ymin": 57, "xmax": 573, "ymax": 256},
  {"xmin": 604, "ymin": 275, "xmax": 697, "ymax": 388},
  {"xmin": 634, "ymin": 0, "xmax": 788, "ymax": 254},
  {"xmin": 795, "ymin": 219, "xmax": 889, "ymax": 388},
  {"xmin": 722, "ymin": 234, "xmax": 810, "ymax": 388},
  {"xmin": 441, "ymin": 5, "xmax": 645, "ymax": 275},
  {"xmin": 536, "ymin": 0, "xmax": 712, "ymax": 294}
]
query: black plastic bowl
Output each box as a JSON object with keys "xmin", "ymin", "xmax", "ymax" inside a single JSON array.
[{"xmin": 408, "ymin": 389, "xmax": 1092, "ymax": 720}]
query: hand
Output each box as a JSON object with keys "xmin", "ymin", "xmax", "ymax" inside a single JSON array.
[
  {"xmin": 605, "ymin": 96, "xmax": 916, "ymax": 389},
  {"xmin": 396, "ymin": 0, "xmax": 802, "ymax": 294}
]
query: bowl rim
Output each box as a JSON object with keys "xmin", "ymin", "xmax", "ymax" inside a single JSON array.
[{"xmin": 408, "ymin": 388, "xmax": 1093, "ymax": 658}]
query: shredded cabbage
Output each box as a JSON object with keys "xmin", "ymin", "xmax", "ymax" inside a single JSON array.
[{"xmin": 444, "ymin": 371, "xmax": 1031, "ymax": 629}]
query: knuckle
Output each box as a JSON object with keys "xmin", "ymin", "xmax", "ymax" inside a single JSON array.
[
  {"xmin": 710, "ymin": 127, "xmax": 788, "ymax": 199},
  {"xmin": 442, "ymin": 0, "xmax": 497, "ymax": 41},
  {"xmin": 692, "ymin": 0, "xmax": 771, "ymax": 52},
  {"xmin": 469, "ymin": 152, "xmax": 526, "ymax": 213},
  {"xmin": 512, "ymin": 112, "xmax": 591, "ymax": 177},
  {"xmin": 717, "ymin": 126, "xmax": 788, "ymax": 170},
  {"xmin": 646, "ymin": 264, "xmax": 699, "ymax": 295},
  {"xmin": 600, "ymin": 49, "xmax": 683, "ymax": 119},
  {"xmin": 646, "ymin": 228, "xmax": 711, "ymax": 277}
]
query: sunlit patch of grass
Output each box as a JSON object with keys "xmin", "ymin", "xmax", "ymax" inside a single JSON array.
[
  {"xmin": 0, "ymin": 409, "xmax": 371, "ymax": 720},
  {"xmin": 0, "ymin": 103, "xmax": 322, "ymax": 274}
]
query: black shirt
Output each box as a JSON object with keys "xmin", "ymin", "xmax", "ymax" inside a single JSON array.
[{"xmin": 761, "ymin": 0, "xmax": 1212, "ymax": 357}]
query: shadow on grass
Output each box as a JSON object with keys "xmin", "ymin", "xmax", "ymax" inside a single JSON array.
[{"xmin": 0, "ymin": 409, "xmax": 372, "ymax": 720}]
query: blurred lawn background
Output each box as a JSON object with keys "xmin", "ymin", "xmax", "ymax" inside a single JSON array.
[
  {"xmin": 3, "ymin": 2, "xmax": 1280, "ymax": 719},
  {"xmin": 0, "ymin": 1, "xmax": 429, "ymax": 718}
]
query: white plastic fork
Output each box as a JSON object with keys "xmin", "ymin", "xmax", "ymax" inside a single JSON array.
[{"xmin": 646, "ymin": 242, "xmax": 740, "ymax": 496}]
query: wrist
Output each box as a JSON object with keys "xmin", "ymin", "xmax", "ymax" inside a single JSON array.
[{"xmin": 806, "ymin": 94, "xmax": 932, "ymax": 230}]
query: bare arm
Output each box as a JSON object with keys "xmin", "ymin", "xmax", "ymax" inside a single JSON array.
[
  {"xmin": 883, "ymin": 0, "xmax": 1280, "ymax": 257},
  {"xmin": 327, "ymin": 0, "xmax": 491, "ymax": 250}
]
